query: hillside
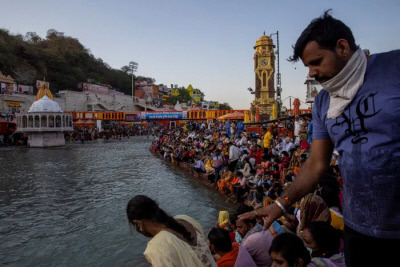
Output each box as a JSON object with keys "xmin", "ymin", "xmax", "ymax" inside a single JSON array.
[{"xmin": 0, "ymin": 29, "xmax": 154, "ymax": 94}]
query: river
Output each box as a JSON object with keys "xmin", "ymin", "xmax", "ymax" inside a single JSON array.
[{"xmin": 0, "ymin": 137, "xmax": 236, "ymax": 266}]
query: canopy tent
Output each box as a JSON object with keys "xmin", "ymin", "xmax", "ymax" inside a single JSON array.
[
  {"xmin": 73, "ymin": 119, "xmax": 84, "ymax": 125},
  {"xmin": 217, "ymin": 111, "xmax": 245, "ymax": 120},
  {"xmin": 73, "ymin": 119, "xmax": 95, "ymax": 129}
]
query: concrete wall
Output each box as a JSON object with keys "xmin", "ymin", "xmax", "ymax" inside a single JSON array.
[{"xmin": 28, "ymin": 132, "xmax": 66, "ymax": 147}]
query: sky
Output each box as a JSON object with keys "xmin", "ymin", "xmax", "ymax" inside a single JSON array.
[{"xmin": 1, "ymin": 0, "xmax": 399, "ymax": 109}]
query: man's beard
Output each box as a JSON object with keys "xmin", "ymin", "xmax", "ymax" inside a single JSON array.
[
  {"xmin": 317, "ymin": 56, "xmax": 347, "ymax": 84},
  {"xmin": 315, "ymin": 75, "xmax": 331, "ymax": 83}
]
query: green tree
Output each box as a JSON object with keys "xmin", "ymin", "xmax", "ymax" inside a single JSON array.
[
  {"xmin": 219, "ymin": 102, "xmax": 232, "ymax": 110},
  {"xmin": 166, "ymin": 88, "xmax": 192, "ymax": 105},
  {"xmin": 0, "ymin": 29, "xmax": 155, "ymax": 94}
]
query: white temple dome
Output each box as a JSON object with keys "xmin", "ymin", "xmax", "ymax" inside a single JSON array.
[{"xmin": 28, "ymin": 96, "xmax": 63, "ymax": 113}]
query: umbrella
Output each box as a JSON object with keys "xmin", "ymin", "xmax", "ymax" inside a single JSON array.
[
  {"xmin": 217, "ymin": 111, "xmax": 245, "ymax": 120},
  {"xmin": 293, "ymin": 98, "xmax": 301, "ymax": 116},
  {"xmin": 74, "ymin": 119, "xmax": 84, "ymax": 125}
]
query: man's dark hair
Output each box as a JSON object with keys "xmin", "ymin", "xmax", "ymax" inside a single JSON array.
[
  {"xmin": 289, "ymin": 10, "xmax": 358, "ymax": 62},
  {"xmin": 236, "ymin": 204, "xmax": 256, "ymax": 225},
  {"xmin": 269, "ymin": 233, "xmax": 311, "ymax": 266},
  {"xmin": 285, "ymin": 174, "xmax": 293, "ymax": 183},
  {"xmin": 309, "ymin": 221, "xmax": 342, "ymax": 258},
  {"xmin": 208, "ymin": 227, "xmax": 232, "ymax": 253}
]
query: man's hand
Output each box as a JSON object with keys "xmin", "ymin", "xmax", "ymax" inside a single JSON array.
[{"xmin": 237, "ymin": 203, "xmax": 283, "ymax": 230}]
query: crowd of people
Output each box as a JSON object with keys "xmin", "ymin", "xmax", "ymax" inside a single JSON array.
[
  {"xmin": 146, "ymin": 116, "xmax": 344, "ymax": 267},
  {"xmin": 0, "ymin": 120, "xmax": 152, "ymax": 146},
  {"xmin": 64, "ymin": 123, "xmax": 151, "ymax": 143}
]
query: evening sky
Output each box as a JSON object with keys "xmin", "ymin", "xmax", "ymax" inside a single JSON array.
[{"xmin": 1, "ymin": 0, "xmax": 399, "ymax": 109}]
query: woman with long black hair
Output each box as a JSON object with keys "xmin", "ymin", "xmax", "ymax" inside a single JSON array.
[{"xmin": 126, "ymin": 195, "xmax": 216, "ymax": 267}]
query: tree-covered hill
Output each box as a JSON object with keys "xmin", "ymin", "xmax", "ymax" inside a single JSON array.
[{"xmin": 0, "ymin": 29, "xmax": 154, "ymax": 94}]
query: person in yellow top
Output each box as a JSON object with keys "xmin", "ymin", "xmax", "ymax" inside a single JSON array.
[
  {"xmin": 183, "ymin": 124, "xmax": 188, "ymax": 133},
  {"xmin": 204, "ymin": 156, "xmax": 215, "ymax": 175},
  {"xmin": 263, "ymin": 127, "xmax": 272, "ymax": 154}
]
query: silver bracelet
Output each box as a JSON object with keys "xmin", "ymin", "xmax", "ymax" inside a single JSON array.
[{"xmin": 274, "ymin": 199, "xmax": 289, "ymax": 217}]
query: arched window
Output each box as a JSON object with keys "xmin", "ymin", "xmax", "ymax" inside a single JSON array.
[
  {"xmin": 22, "ymin": 115, "xmax": 27, "ymax": 128},
  {"xmin": 28, "ymin": 115, "xmax": 34, "ymax": 128},
  {"xmin": 49, "ymin": 115, "xmax": 54, "ymax": 127},
  {"xmin": 56, "ymin": 115, "xmax": 61, "ymax": 127},
  {"xmin": 34, "ymin": 115, "xmax": 40, "ymax": 128},
  {"xmin": 41, "ymin": 115, "xmax": 47, "ymax": 128},
  {"xmin": 263, "ymin": 72, "xmax": 266, "ymax": 87}
]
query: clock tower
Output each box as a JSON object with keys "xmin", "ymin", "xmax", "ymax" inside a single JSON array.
[{"xmin": 251, "ymin": 32, "xmax": 275, "ymax": 122}]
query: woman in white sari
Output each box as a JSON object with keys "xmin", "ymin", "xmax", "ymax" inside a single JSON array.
[{"xmin": 127, "ymin": 195, "xmax": 216, "ymax": 267}]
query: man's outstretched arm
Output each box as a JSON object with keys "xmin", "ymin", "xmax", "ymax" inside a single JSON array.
[{"xmin": 238, "ymin": 138, "xmax": 334, "ymax": 229}]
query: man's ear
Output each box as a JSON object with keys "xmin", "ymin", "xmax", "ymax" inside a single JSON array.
[{"xmin": 335, "ymin": 39, "xmax": 351, "ymax": 59}]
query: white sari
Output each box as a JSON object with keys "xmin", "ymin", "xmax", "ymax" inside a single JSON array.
[{"xmin": 144, "ymin": 215, "xmax": 216, "ymax": 267}]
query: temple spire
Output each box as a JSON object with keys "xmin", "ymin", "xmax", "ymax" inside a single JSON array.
[{"xmin": 35, "ymin": 77, "xmax": 54, "ymax": 100}]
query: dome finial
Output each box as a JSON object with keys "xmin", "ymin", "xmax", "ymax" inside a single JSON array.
[{"xmin": 35, "ymin": 78, "xmax": 54, "ymax": 101}]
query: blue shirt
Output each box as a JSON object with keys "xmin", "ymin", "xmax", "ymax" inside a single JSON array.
[
  {"xmin": 307, "ymin": 120, "xmax": 313, "ymax": 144},
  {"xmin": 313, "ymin": 50, "xmax": 400, "ymax": 238},
  {"xmin": 237, "ymin": 121, "xmax": 245, "ymax": 134},
  {"xmin": 225, "ymin": 122, "xmax": 231, "ymax": 136}
]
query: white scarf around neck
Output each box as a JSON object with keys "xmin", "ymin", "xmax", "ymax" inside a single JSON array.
[{"xmin": 321, "ymin": 48, "xmax": 367, "ymax": 119}]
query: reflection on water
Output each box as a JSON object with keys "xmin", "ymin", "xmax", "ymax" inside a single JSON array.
[{"xmin": 0, "ymin": 137, "xmax": 236, "ymax": 266}]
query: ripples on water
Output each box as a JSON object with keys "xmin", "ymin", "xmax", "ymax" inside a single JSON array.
[{"xmin": 0, "ymin": 137, "xmax": 237, "ymax": 266}]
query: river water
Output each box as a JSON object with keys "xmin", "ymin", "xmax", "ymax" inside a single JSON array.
[{"xmin": 0, "ymin": 137, "xmax": 236, "ymax": 266}]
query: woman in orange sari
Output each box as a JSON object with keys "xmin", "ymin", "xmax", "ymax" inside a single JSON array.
[
  {"xmin": 217, "ymin": 167, "xmax": 233, "ymax": 194},
  {"xmin": 227, "ymin": 174, "xmax": 240, "ymax": 195}
]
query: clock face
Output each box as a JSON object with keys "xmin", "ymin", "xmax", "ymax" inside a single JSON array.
[{"xmin": 260, "ymin": 58, "xmax": 268, "ymax": 66}]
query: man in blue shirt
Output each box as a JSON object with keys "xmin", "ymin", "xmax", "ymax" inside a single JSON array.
[
  {"xmin": 236, "ymin": 121, "xmax": 245, "ymax": 138},
  {"xmin": 239, "ymin": 11, "xmax": 400, "ymax": 267},
  {"xmin": 225, "ymin": 120, "xmax": 231, "ymax": 138}
]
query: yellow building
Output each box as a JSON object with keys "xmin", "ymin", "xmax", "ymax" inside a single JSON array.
[
  {"xmin": 171, "ymin": 89, "xmax": 180, "ymax": 96},
  {"xmin": 251, "ymin": 32, "xmax": 276, "ymax": 122}
]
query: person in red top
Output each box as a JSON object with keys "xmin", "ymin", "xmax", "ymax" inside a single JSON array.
[
  {"xmin": 208, "ymin": 227, "xmax": 239, "ymax": 267},
  {"xmin": 278, "ymin": 151, "xmax": 291, "ymax": 172},
  {"xmin": 255, "ymin": 145, "xmax": 263, "ymax": 165},
  {"xmin": 248, "ymin": 146, "xmax": 257, "ymax": 167}
]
